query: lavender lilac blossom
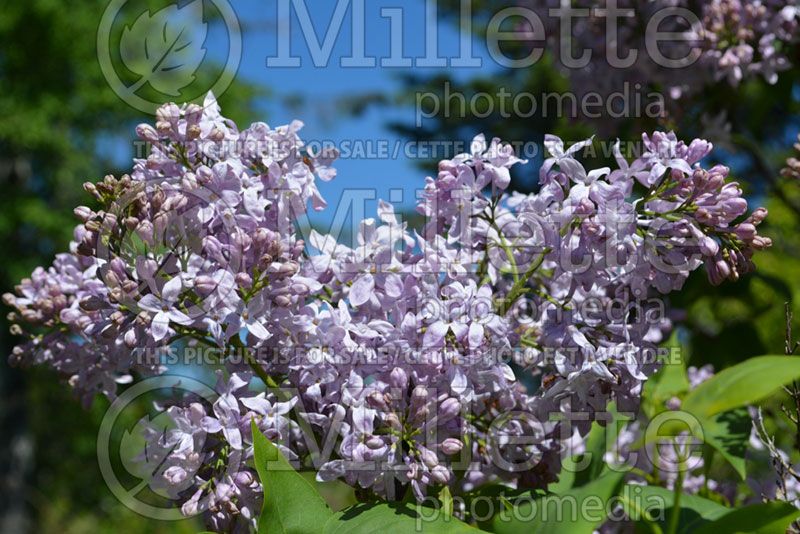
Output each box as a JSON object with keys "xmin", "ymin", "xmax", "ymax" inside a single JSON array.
[
  {"xmin": 4, "ymin": 95, "xmax": 770, "ymax": 531},
  {"xmin": 514, "ymin": 0, "xmax": 798, "ymax": 124}
]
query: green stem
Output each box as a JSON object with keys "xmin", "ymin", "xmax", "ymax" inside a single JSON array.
[
  {"xmin": 497, "ymin": 248, "xmax": 550, "ymax": 315},
  {"xmin": 618, "ymin": 493, "xmax": 664, "ymax": 534},
  {"xmin": 667, "ymin": 447, "xmax": 686, "ymax": 534},
  {"xmin": 229, "ymin": 335, "xmax": 280, "ymax": 389}
]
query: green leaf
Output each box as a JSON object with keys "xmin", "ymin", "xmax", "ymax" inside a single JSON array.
[
  {"xmin": 682, "ymin": 355, "xmax": 800, "ymax": 417},
  {"xmin": 643, "ymin": 333, "xmax": 690, "ymax": 418},
  {"xmin": 491, "ymin": 471, "xmax": 625, "ymax": 534},
  {"xmin": 558, "ymin": 404, "xmax": 631, "ymax": 490},
  {"xmin": 251, "ymin": 420, "xmax": 333, "ymax": 534},
  {"xmin": 440, "ymin": 486, "xmax": 454, "ymax": 519},
  {"xmin": 701, "ymin": 408, "xmax": 750, "ymax": 479},
  {"xmin": 690, "ymin": 501, "xmax": 800, "ymax": 534},
  {"xmin": 619, "ymin": 484, "xmax": 729, "ymax": 533},
  {"xmin": 322, "ymin": 502, "xmax": 480, "ymax": 534}
]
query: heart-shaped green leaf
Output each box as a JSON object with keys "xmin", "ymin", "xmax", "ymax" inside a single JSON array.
[
  {"xmin": 323, "ymin": 502, "xmax": 481, "ymax": 534},
  {"xmin": 491, "ymin": 471, "xmax": 625, "ymax": 534},
  {"xmin": 252, "ymin": 420, "xmax": 334, "ymax": 534},
  {"xmin": 682, "ymin": 355, "xmax": 800, "ymax": 418}
]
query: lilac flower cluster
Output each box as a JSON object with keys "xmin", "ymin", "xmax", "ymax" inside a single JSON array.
[
  {"xmin": 782, "ymin": 133, "xmax": 800, "ymax": 180},
  {"xmin": 4, "ymin": 96, "xmax": 770, "ymax": 531},
  {"xmin": 515, "ymin": 0, "xmax": 798, "ymax": 119},
  {"xmin": 702, "ymin": 0, "xmax": 798, "ymax": 86}
]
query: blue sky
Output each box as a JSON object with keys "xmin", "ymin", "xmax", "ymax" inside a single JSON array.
[{"xmin": 222, "ymin": 0, "xmax": 497, "ymax": 229}]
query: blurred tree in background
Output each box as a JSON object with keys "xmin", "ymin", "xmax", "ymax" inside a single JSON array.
[{"xmin": 0, "ymin": 1, "xmax": 263, "ymax": 531}]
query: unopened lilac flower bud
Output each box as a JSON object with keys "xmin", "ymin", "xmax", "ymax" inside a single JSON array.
[
  {"xmin": 273, "ymin": 295, "xmax": 292, "ymax": 307},
  {"xmin": 665, "ymin": 397, "xmax": 681, "ymax": 410},
  {"xmin": 124, "ymin": 216, "xmax": 139, "ymax": 230},
  {"xmin": 79, "ymin": 296, "xmax": 105, "ymax": 311},
  {"xmin": 406, "ymin": 462, "xmax": 419, "ymax": 480},
  {"xmin": 252, "ymin": 228, "xmax": 270, "ymax": 248},
  {"xmin": 419, "ymin": 447, "xmax": 438, "ymax": 469},
  {"xmin": 750, "ymin": 207, "xmax": 768, "ymax": 225},
  {"xmin": 136, "ymin": 123, "xmax": 160, "ymax": 143},
  {"xmin": 384, "ymin": 413, "xmax": 402, "ymax": 431},
  {"xmin": 270, "ymin": 261, "xmax": 299, "ymax": 277},
  {"xmin": 122, "ymin": 280, "xmax": 139, "ymax": 295},
  {"xmin": 136, "ymin": 220, "xmax": 154, "ymax": 245},
  {"xmin": 103, "ymin": 272, "xmax": 121, "ymax": 291},
  {"xmin": 194, "ymin": 275, "xmax": 217, "ymax": 296},
  {"xmin": 441, "ymin": 438, "xmax": 463, "ymax": 455},
  {"xmin": 281, "ymin": 261, "xmax": 300, "ymax": 277},
  {"xmin": 180, "ymin": 173, "xmax": 198, "ymax": 191},
  {"xmin": 720, "ymin": 197, "xmax": 747, "ymax": 218},
  {"xmin": 181, "ymin": 492, "xmax": 202, "ymax": 517},
  {"xmin": 235, "ymin": 272, "xmax": 253, "ymax": 290},
  {"xmin": 366, "ymin": 436, "xmax": 385, "ymax": 450},
  {"xmin": 110, "ymin": 311, "xmax": 125, "ymax": 325},
  {"xmin": 202, "ymin": 236, "xmax": 224, "ymax": 262},
  {"xmin": 751, "ymin": 235, "xmax": 772, "ymax": 250},
  {"xmin": 155, "ymin": 103, "xmax": 179, "ymax": 124},
  {"xmin": 84, "ymin": 219, "xmax": 101, "ymax": 233},
  {"xmin": 291, "ymin": 282, "xmax": 310, "ymax": 295},
  {"xmin": 77, "ymin": 235, "xmax": 95, "ymax": 256},
  {"xmin": 410, "ymin": 385, "xmax": 428, "ymax": 408},
  {"xmin": 102, "ymin": 212, "xmax": 118, "ymax": 230},
  {"xmin": 187, "ymin": 124, "xmax": 201, "ymax": 140},
  {"xmin": 706, "ymin": 257, "xmax": 732, "ymax": 285},
  {"xmin": 292, "ymin": 239, "xmax": 305, "ymax": 258},
  {"xmin": 163, "ymin": 193, "xmax": 188, "ymax": 212},
  {"xmin": 390, "ymin": 367, "xmax": 408, "ymax": 390},
  {"xmin": 210, "ymin": 127, "xmax": 225, "ymax": 142},
  {"xmin": 109, "ymin": 287, "xmax": 124, "ymax": 303},
  {"xmin": 232, "ymin": 230, "xmax": 252, "ymax": 250},
  {"xmin": 124, "ymin": 328, "xmax": 138, "ymax": 348},
  {"xmin": 367, "ymin": 391, "xmax": 389, "ymax": 412},
  {"xmin": 429, "ymin": 465, "xmax": 450, "ymax": 485},
  {"xmin": 438, "ymin": 398, "xmax": 461, "ymax": 422},
  {"xmin": 695, "ymin": 207, "xmax": 711, "ymax": 224},
  {"xmin": 163, "ymin": 466, "xmax": 188, "ymax": 485},
  {"xmin": 699, "ymin": 235, "xmax": 719, "ymax": 257},
  {"xmin": 268, "ymin": 240, "xmax": 284, "ymax": 259},
  {"xmin": 706, "ymin": 172, "xmax": 725, "ymax": 191},
  {"xmin": 83, "ymin": 181, "xmax": 99, "ymax": 198},
  {"xmin": 73, "ymin": 206, "xmax": 94, "ymax": 222},
  {"xmin": 233, "ymin": 470, "xmax": 255, "ymax": 487},
  {"xmin": 150, "ymin": 188, "xmax": 166, "ymax": 211},
  {"xmin": 734, "ymin": 223, "xmax": 757, "ymax": 240},
  {"xmin": 438, "ymin": 160, "xmax": 457, "ymax": 173},
  {"xmin": 258, "ymin": 254, "xmax": 274, "ymax": 270},
  {"xmin": 196, "ymin": 165, "xmax": 213, "ymax": 185}
]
